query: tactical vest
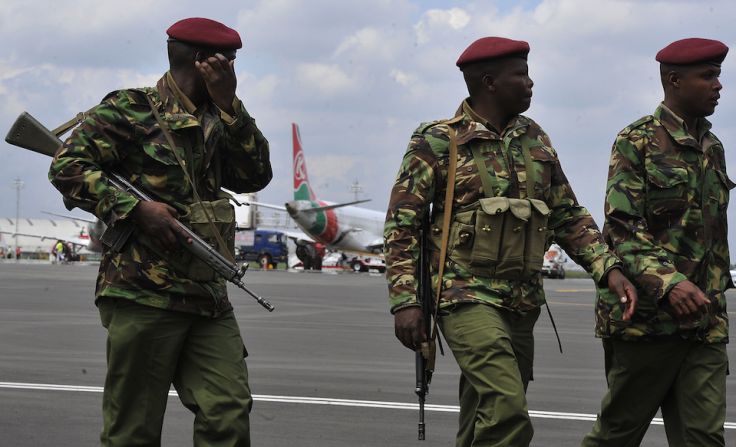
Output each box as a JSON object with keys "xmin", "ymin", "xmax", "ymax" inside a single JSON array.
[{"xmin": 431, "ymin": 125, "xmax": 551, "ymax": 280}]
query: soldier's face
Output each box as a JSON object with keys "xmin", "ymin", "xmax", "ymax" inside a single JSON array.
[
  {"xmin": 488, "ymin": 58, "xmax": 534, "ymax": 114},
  {"xmin": 676, "ymin": 63, "xmax": 722, "ymax": 117}
]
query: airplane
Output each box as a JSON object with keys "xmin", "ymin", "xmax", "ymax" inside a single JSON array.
[
  {"xmin": 245, "ymin": 123, "xmax": 385, "ymax": 255},
  {"xmin": 0, "ymin": 212, "xmax": 105, "ymax": 254}
]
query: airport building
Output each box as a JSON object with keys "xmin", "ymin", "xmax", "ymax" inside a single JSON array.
[{"xmin": 0, "ymin": 218, "xmax": 92, "ymax": 259}]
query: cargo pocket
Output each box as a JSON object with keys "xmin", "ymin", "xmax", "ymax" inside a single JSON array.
[
  {"xmin": 646, "ymin": 165, "xmax": 689, "ymax": 216},
  {"xmin": 141, "ymin": 199, "xmax": 235, "ymax": 283},
  {"xmin": 523, "ymin": 199, "xmax": 551, "ymax": 277},
  {"xmin": 436, "ymin": 209, "xmax": 475, "ymax": 271},
  {"xmin": 182, "ymin": 199, "xmax": 236, "ymax": 282},
  {"xmin": 494, "ymin": 198, "xmax": 531, "ymax": 279},
  {"xmin": 469, "ymin": 197, "xmax": 507, "ymax": 273}
]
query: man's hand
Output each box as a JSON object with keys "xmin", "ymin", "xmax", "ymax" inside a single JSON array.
[
  {"xmin": 131, "ymin": 201, "xmax": 192, "ymax": 251},
  {"xmin": 667, "ymin": 280, "xmax": 710, "ymax": 317},
  {"xmin": 394, "ymin": 307, "xmax": 426, "ymax": 351},
  {"xmin": 606, "ymin": 268, "xmax": 638, "ymax": 321},
  {"xmin": 195, "ymin": 53, "xmax": 237, "ymax": 115}
]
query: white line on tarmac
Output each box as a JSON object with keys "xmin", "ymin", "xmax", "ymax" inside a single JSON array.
[{"xmin": 1, "ymin": 381, "xmax": 735, "ymax": 429}]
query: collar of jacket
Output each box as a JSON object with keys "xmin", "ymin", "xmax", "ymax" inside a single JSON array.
[
  {"xmin": 450, "ymin": 99, "xmax": 530, "ymax": 146},
  {"xmin": 152, "ymin": 74, "xmax": 203, "ymax": 131},
  {"xmin": 654, "ymin": 102, "xmax": 712, "ymax": 150}
]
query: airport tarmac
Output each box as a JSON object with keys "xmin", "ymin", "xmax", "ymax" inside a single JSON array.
[{"xmin": 0, "ymin": 262, "xmax": 734, "ymax": 446}]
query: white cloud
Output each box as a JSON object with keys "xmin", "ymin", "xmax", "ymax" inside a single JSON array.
[
  {"xmin": 389, "ymin": 69, "xmax": 415, "ymax": 86},
  {"xmin": 335, "ymin": 28, "xmax": 388, "ymax": 59},
  {"xmin": 295, "ymin": 63, "xmax": 356, "ymax": 95},
  {"xmin": 415, "ymin": 8, "xmax": 471, "ymax": 44}
]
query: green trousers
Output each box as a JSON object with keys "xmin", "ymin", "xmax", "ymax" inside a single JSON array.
[
  {"xmin": 98, "ymin": 297, "xmax": 252, "ymax": 447},
  {"xmin": 439, "ymin": 303, "xmax": 540, "ymax": 447},
  {"xmin": 582, "ymin": 338, "xmax": 728, "ymax": 447}
]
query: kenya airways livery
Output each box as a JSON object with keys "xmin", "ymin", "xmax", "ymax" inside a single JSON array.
[{"xmin": 285, "ymin": 123, "xmax": 384, "ymax": 253}]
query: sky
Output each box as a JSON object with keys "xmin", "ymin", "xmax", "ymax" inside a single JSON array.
[{"xmin": 1, "ymin": 0, "xmax": 736, "ymax": 259}]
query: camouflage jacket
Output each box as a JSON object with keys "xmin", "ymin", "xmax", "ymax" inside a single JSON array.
[
  {"xmin": 49, "ymin": 73, "xmax": 272, "ymax": 316},
  {"xmin": 385, "ymin": 100, "xmax": 620, "ymax": 313},
  {"xmin": 596, "ymin": 103, "xmax": 733, "ymax": 342}
]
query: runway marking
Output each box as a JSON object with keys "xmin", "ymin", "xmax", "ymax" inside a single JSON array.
[
  {"xmin": 1, "ymin": 381, "xmax": 735, "ymax": 429},
  {"xmin": 546, "ymin": 300, "xmax": 592, "ymax": 307}
]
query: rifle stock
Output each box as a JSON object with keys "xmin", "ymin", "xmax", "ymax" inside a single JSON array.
[
  {"xmin": 4, "ymin": 111, "xmax": 274, "ymax": 311},
  {"xmin": 5, "ymin": 112, "xmax": 63, "ymax": 157}
]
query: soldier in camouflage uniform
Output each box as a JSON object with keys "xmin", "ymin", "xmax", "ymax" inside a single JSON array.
[
  {"xmin": 384, "ymin": 37, "xmax": 637, "ymax": 447},
  {"xmin": 48, "ymin": 18, "xmax": 271, "ymax": 446},
  {"xmin": 583, "ymin": 38, "xmax": 732, "ymax": 446}
]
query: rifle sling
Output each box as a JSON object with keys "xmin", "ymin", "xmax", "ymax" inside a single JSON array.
[
  {"xmin": 51, "ymin": 105, "xmax": 98, "ymax": 138},
  {"xmin": 430, "ymin": 125, "xmax": 458, "ymax": 342},
  {"xmin": 144, "ymin": 94, "xmax": 234, "ymax": 263}
]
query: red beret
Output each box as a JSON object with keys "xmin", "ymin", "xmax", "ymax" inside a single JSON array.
[
  {"xmin": 456, "ymin": 37, "xmax": 530, "ymax": 67},
  {"xmin": 656, "ymin": 38, "xmax": 728, "ymax": 65},
  {"xmin": 167, "ymin": 17, "xmax": 242, "ymax": 50}
]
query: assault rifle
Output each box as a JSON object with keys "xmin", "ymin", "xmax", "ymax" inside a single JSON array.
[
  {"xmin": 415, "ymin": 211, "xmax": 437, "ymax": 440},
  {"xmin": 5, "ymin": 112, "xmax": 274, "ymax": 312}
]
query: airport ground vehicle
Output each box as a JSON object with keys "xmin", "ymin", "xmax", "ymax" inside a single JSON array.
[
  {"xmin": 541, "ymin": 244, "xmax": 566, "ymax": 279},
  {"xmin": 234, "ymin": 229, "xmax": 288, "ymax": 269},
  {"xmin": 288, "ymin": 251, "xmax": 385, "ymax": 273},
  {"xmin": 348, "ymin": 255, "xmax": 386, "ymax": 273}
]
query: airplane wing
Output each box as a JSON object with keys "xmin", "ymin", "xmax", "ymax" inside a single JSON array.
[
  {"xmin": 41, "ymin": 211, "xmax": 96, "ymax": 224},
  {"xmin": 299, "ymin": 199, "xmax": 371, "ymax": 213},
  {"xmin": 0, "ymin": 231, "xmax": 89, "ymax": 249},
  {"xmin": 248, "ymin": 201, "xmax": 287, "ymax": 212},
  {"xmin": 284, "ymin": 230, "xmax": 315, "ymax": 244},
  {"xmin": 221, "ymin": 188, "xmax": 288, "ymax": 212}
]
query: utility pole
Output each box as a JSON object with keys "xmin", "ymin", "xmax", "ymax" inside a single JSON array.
[
  {"xmin": 13, "ymin": 178, "xmax": 24, "ymax": 261},
  {"xmin": 350, "ymin": 180, "xmax": 363, "ymax": 202}
]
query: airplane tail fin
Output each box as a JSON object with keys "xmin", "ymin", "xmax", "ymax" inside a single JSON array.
[{"xmin": 292, "ymin": 123, "xmax": 316, "ymax": 201}]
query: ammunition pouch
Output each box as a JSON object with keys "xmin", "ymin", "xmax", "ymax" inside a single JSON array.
[
  {"xmin": 140, "ymin": 198, "xmax": 236, "ymax": 282},
  {"xmin": 433, "ymin": 197, "xmax": 551, "ymax": 280}
]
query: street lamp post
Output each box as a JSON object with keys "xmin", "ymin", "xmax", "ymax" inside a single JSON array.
[
  {"xmin": 350, "ymin": 180, "xmax": 363, "ymax": 202},
  {"xmin": 13, "ymin": 178, "xmax": 24, "ymax": 261}
]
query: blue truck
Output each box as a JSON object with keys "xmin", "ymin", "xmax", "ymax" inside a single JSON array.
[{"xmin": 234, "ymin": 229, "xmax": 288, "ymax": 269}]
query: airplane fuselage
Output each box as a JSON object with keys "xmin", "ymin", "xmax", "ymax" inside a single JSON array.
[{"xmin": 285, "ymin": 200, "xmax": 384, "ymax": 253}]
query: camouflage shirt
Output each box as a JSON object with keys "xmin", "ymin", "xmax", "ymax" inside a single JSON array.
[
  {"xmin": 385, "ymin": 100, "xmax": 620, "ymax": 313},
  {"xmin": 49, "ymin": 73, "xmax": 272, "ymax": 316},
  {"xmin": 596, "ymin": 103, "xmax": 734, "ymax": 343}
]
